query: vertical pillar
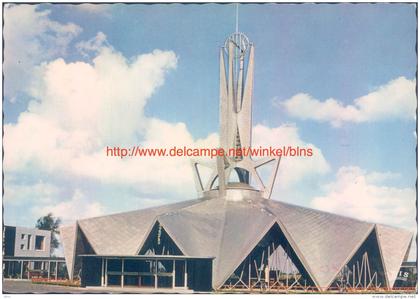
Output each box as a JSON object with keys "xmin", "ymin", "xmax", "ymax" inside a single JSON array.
[
  {"xmin": 20, "ymin": 261, "xmax": 23, "ymax": 279},
  {"xmin": 55, "ymin": 262, "xmax": 58, "ymax": 280},
  {"xmin": 101, "ymin": 258, "xmax": 104, "ymax": 287},
  {"xmin": 364, "ymin": 255, "xmax": 367, "ymax": 289},
  {"xmin": 104, "ymin": 259, "xmax": 108, "ymax": 287},
  {"xmin": 154, "ymin": 259, "xmax": 157, "ymax": 289},
  {"xmin": 172, "ymin": 260, "xmax": 175, "ymax": 288},
  {"xmin": 121, "ymin": 259, "xmax": 124, "ymax": 288},
  {"xmin": 248, "ymin": 260, "xmax": 251, "ymax": 289},
  {"xmin": 353, "ymin": 264, "xmax": 355, "ymax": 288},
  {"xmin": 47, "ymin": 261, "xmax": 50, "ymax": 280},
  {"xmin": 267, "ymin": 246, "xmax": 270, "ymax": 290},
  {"xmin": 184, "ymin": 260, "xmax": 187, "ymax": 288}
]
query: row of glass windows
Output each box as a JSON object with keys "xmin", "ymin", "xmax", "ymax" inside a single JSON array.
[
  {"xmin": 104, "ymin": 259, "xmax": 186, "ymax": 288},
  {"xmin": 107, "ymin": 259, "xmax": 174, "ymax": 274},
  {"xmin": 107, "ymin": 274, "xmax": 174, "ymax": 288}
]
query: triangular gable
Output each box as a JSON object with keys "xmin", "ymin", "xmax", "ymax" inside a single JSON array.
[
  {"xmin": 60, "ymin": 224, "xmax": 77, "ymax": 279},
  {"xmin": 76, "ymin": 224, "xmax": 96, "ymax": 255},
  {"xmin": 77, "ymin": 199, "xmax": 202, "ymax": 255},
  {"xmin": 60, "ymin": 223, "xmax": 95, "ymax": 280},
  {"xmin": 220, "ymin": 222, "xmax": 317, "ymax": 290},
  {"xmin": 329, "ymin": 227, "xmax": 387, "ymax": 290},
  {"xmin": 266, "ymin": 200, "xmax": 374, "ymax": 290},
  {"xmin": 138, "ymin": 220, "xmax": 183, "ymax": 256},
  {"xmin": 376, "ymin": 224, "xmax": 413, "ymax": 288},
  {"xmin": 214, "ymin": 200, "xmax": 276, "ymax": 288},
  {"xmin": 72, "ymin": 224, "xmax": 96, "ymax": 280}
]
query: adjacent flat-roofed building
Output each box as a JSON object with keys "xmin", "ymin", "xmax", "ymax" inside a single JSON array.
[
  {"xmin": 4, "ymin": 226, "xmax": 51, "ymax": 258},
  {"xmin": 60, "ymin": 31, "xmax": 415, "ymax": 293},
  {"xmin": 3, "ymin": 226, "xmax": 67, "ymax": 280}
]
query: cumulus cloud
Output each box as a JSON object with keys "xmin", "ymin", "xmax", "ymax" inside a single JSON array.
[
  {"xmin": 4, "ymin": 4, "xmax": 82, "ymax": 98},
  {"xmin": 32, "ymin": 189, "xmax": 105, "ymax": 224},
  {"xmin": 4, "ymin": 179, "xmax": 59, "ymax": 206},
  {"xmin": 4, "ymin": 37, "xmax": 329, "ymax": 208},
  {"xmin": 279, "ymin": 77, "xmax": 416, "ymax": 127},
  {"xmin": 252, "ymin": 124, "xmax": 330, "ymax": 188},
  {"xmin": 27, "ymin": 46, "xmax": 177, "ymax": 145},
  {"xmin": 5, "ymin": 33, "xmax": 216, "ymax": 202},
  {"xmin": 4, "ymin": 40, "xmax": 191, "ymax": 196},
  {"xmin": 311, "ymin": 166, "xmax": 416, "ymax": 230}
]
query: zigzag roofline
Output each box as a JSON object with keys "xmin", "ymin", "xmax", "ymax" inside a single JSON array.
[{"xmin": 60, "ymin": 194, "xmax": 414, "ymax": 291}]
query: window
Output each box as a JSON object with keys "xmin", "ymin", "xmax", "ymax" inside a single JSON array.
[
  {"xmin": 157, "ymin": 260, "xmax": 173, "ymax": 274},
  {"xmin": 35, "ymin": 236, "xmax": 45, "ymax": 250},
  {"xmin": 107, "ymin": 259, "xmax": 122, "ymax": 272},
  {"xmin": 21, "ymin": 234, "xmax": 25, "ymax": 239},
  {"xmin": 20, "ymin": 244, "xmax": 24, "ymax": 250},
  {"xmin": 34, "ymin": 261, "xmax": 42, "ymax": 270}
]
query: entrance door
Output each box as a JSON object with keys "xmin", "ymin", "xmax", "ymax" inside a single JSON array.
[{"xmin": 174, "ymin": 260, "xmax": 186, "ymax": 288}]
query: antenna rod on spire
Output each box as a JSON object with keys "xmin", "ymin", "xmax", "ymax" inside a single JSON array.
[{"xmin": 235, "ymin": 3, "xmax": 239, "ymax": 33}]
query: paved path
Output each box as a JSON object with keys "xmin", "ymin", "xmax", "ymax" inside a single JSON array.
[
  {"xmin": 4, "ymin": 280, "xmax": 102, "ymax": 294},
  {"xmin": 3, "ymin": 280, "xmax": 193, "ymax": 294}
]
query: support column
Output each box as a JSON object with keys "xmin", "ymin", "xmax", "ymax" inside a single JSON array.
[
  {"xmin": 172, "ymin": 260, "xmax": 175, "ymax": 288},
  {"xmin": 248, "ymin": 260, "xmax": 251, "ymax": 289},
  {"xmin": 121, "ymin": 259, "xmax": 124, "ymax": 288},
  {"xmin": 101, "ymin": 258, "xmax": 104, "ymax": 287},
  {"xmin": 104, "ymin": 259, "xmax": 108, "ymax": 287},
  {"xmin": 184, "ymin": 260, "xmax": 187, "ymax": 288},
  {"xmin": 20, "ymin": 261, "xmax": 23, "ymax": 279},
  {"xmin": 47, "ymin": 261, "xmax": 50, "ymax": 280},
  {"xmin": 154, "ymin": 259, "xmax": 157, "ymax": 289},
  {"xmin": 267, "ymin": 246, "xmax": 270, "ymax": 290},
  {"xmin": 55, "ymin": 262, "xmax": 58, "ymax": 280}
]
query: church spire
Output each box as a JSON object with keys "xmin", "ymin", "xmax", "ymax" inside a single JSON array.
[{"xmin": 192, "ymin": 26, "xmax": 280, "ymax": 199}]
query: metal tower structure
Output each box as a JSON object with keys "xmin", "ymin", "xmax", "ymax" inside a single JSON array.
[{"xmin": 192, "ymin": 29, "xmax": 280, "ymax": 199}]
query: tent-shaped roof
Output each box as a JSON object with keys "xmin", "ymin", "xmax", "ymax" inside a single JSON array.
[
  {"xmin": 376, "ymin": 224, "xmax": 413, "ymax": 288},
  {"xmin": 264, "ymin": 200, "xmax": 375, "ymax": 289},
  {"xmin": 76, "ymin": 199, "xmax": 201, "ymax": 256},
  {"xmin": 61, "ymin": 191, "xmax": 413, "ymax": 290}
]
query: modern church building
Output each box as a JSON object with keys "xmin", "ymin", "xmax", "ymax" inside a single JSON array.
[{"xmin": 60, "ymin": 31, "xmax": 414, "ymax": 293}]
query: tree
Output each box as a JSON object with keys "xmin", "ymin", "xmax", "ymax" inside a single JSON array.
[{"xmin": 35, "ymin": 213, "xmax": 62, "ymax": 255}]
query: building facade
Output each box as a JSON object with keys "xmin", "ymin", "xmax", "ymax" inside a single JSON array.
[{"xmin": 3, "ymin": 225, "xmax": 67, "ymax": 280}]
